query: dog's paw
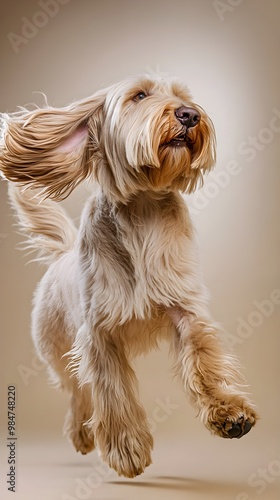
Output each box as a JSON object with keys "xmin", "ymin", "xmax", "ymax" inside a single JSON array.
[
  {"xmin": 72, "ymin": 423, "xmax": 95, "ymax": 454},
  {"xmin": 106, "ymin": 438, "xmax": 153, "ymax": 478},
  {"xmin": 97, "ymin": 425, "xmax": 153, "ymax": 478},
  {"xmin": 65, "ymin": 417, "xmax": 95, "ymax": 455},
  {"xmin": 225, "ymin": 417, "xmax": 253, "ymax": 438},
  {"xmin": 202, "ymin": 396, "xmax": 259, "ymax": 439}
]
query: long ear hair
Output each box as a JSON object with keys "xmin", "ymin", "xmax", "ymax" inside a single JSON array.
[{"xmin": 0, "ymin": 90, "xmax": 106, "ymax": 199}]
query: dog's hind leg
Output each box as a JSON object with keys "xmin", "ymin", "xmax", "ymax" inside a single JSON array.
[
  {"xmin": 32, "ymin": 274, "xmax": 95, "ymax": 454},
  {"xmin": 63, "ymin": 382, "xmax": 95, "ymax": 454},
  {"xmin": 33, "ymin": 322, "xmax": 95, "ymax": 454}
]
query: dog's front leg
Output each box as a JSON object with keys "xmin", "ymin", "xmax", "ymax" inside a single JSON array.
[
  {"xmin": 74, "ymin": 325, "xmax": 153, "ymax": 478},
  {"xmin": 168, "ymin": 306, "xmax": 259, "ymax": 439}
]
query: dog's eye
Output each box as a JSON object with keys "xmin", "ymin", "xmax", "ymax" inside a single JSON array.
[{"xmin": 134, "ymin": 92, "xmax": 147, "ymax": 102}]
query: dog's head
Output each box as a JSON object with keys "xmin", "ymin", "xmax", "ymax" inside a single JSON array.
[{"xmin": 0, "ymin": 76, "xmax": 216, "ymax": 202}]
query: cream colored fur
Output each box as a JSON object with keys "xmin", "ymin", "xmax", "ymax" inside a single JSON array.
[{"xmin": 1, "ymin": 76, "xmax": 258, "ymax": 478}]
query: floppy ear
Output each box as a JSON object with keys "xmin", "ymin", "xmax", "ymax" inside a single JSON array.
[{"xmin": 0, "ymin": 90, "xmax": 106, "ymax": 199}]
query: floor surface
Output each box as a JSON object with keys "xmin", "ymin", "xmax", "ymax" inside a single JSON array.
[{"xmin": 1, "ymin": 433, "xmax": 279, "ymax": 500}]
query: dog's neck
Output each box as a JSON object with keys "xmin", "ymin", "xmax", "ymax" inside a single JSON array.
[
  {"xmin": 108, "ymin": 190, "xmax": 192, "ymax": 235},
  {"xmin": 115, "ymin": 189, "xmax": 177, "ymax": 213}
]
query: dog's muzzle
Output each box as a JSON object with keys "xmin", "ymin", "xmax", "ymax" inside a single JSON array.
[{"xmin": 163, "ymin": 106, "xmax": 200, "ymax": 148}]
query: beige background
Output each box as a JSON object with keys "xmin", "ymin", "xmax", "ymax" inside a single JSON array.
[{"xmin": 0, "ymin": 1, "xmax": 280, "ymax": 499}]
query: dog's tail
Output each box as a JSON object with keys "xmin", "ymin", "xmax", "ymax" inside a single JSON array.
[{"xmin": 8, "ymin": 183, "xmax": 77, "ymax": 264}]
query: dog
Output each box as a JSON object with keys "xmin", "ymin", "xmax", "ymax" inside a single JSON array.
[{"xmin": 0, "ymin": 75, "xmax": 258, "ymax": 478}]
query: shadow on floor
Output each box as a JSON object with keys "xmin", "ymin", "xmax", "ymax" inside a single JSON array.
[{"xmin": 110, "ymin": 475, "xmax": 245, "ymax": 494}]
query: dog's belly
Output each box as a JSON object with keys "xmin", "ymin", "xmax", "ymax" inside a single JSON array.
[{"xmin": 115, "ymin": 313, "xmax": 174, "ymax": 357}]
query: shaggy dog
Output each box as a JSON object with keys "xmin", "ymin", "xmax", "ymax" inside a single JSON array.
[{"xmin": 0, "ymin": 76, "xmax": 258, "ymax": 477}]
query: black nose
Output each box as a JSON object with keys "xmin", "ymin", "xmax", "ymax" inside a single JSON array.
[{"xmin": 175, "ymin": 106, "xmax": 201, "ymax": 128}]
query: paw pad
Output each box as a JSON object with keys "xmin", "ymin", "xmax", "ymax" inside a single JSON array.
[{"xmin": 226, "ymin": 419, "xmax": 252, "ymax": 439}]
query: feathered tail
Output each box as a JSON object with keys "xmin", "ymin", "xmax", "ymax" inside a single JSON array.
[{"xmin": 8, "ymin": 183, "xmax": 77, "ymax": 265}]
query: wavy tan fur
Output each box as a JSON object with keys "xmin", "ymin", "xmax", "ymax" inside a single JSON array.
[{"xmin": 1, "ymin": 75, "xmax": 258, "ymax": 478}]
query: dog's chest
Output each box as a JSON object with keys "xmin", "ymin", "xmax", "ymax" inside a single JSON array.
[
  {"xmin": 83, "ymin": 194, "xmax": 198, "ymax": 321},
  {"xmin": 118, "ymin": 198, "xmax": 198, "ymax": 310}
]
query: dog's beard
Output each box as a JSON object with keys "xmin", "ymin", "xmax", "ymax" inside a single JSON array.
[
  {"xmin": 142, "ymin": 142, "xmax": 193, "ymax": 191},
  {"xmin": 137, "ymin": 114, "xmax": 213, "ymax": 193}
]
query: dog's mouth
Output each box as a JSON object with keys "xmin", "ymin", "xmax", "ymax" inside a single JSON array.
[
  {"xmin": 165, "ymin": 133, "xmax": 187, "ymax": 148},
  {"xmin": 162, "ymin": 128, "xmax": 195, "ymax": 149}
]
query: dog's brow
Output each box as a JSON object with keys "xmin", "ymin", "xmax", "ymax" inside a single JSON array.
[{"xmin": 170, "ymin": 83, "xmax": 191, "ymax": 102}]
